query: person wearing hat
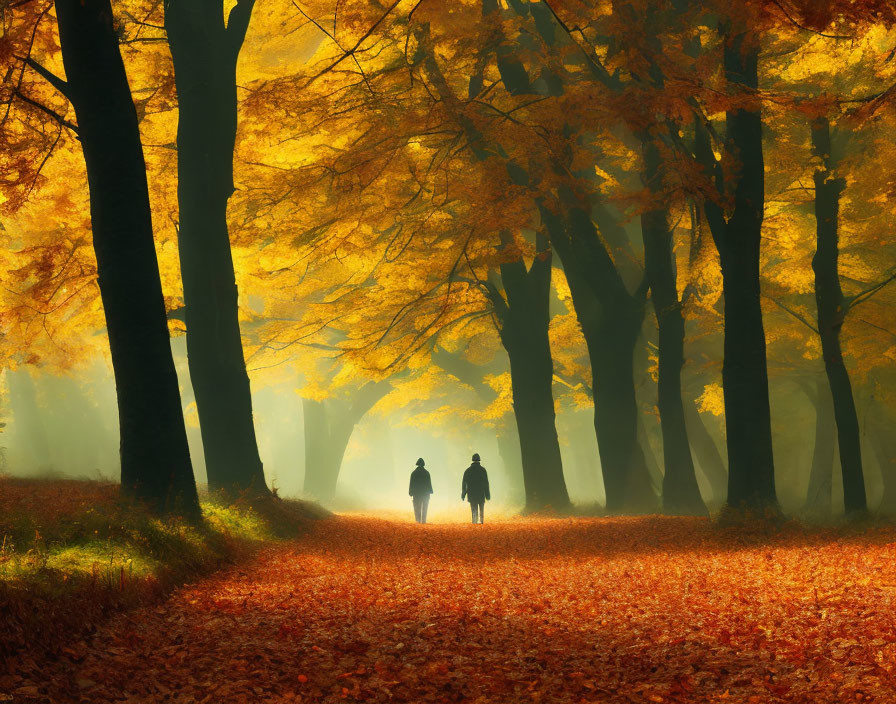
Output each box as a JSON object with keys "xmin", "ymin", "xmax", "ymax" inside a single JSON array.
[
  {"xmin": 409, "ymin": 458, "xmax": 434, "ymax": 524},
  {"xmin": 461, "ymin": 453, "xmax": 490, "ymax": 524}
]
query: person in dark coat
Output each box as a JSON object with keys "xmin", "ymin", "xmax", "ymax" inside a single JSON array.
[
  {"xmin": 461, "ymin": 453, "xmax": 490, "ymax": 524},
  {"xmin": 409, "ymin": 458, "xmax": 433, "ymax": 524}
]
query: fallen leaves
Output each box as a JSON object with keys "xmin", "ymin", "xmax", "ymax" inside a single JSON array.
[{"xmin": 4, "ymin": 515, "xmax": 896, "ymax": 702}]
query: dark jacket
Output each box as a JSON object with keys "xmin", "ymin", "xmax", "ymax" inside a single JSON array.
[
  {"xmin": 409, "ymin": 466, "xmax": 433, "ymax": 497},
  {"xmin": 461, "ymin": 462, "xmax": 490, "ymax": 503}
]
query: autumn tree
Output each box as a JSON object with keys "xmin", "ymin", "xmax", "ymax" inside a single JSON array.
[
  {"xmin": 164, "ymin": 0, "xmax": 269, "ymax": 496},
  {"xmin": 2, "ymin": 0, "xmax": 199, "ymax": 516},
  {"xmin": 692, "ymin": 14, "xmax": 778, "ymax": 511},
  {"xmin": 478, "ymin": 232, "xmax": 570, "ymax": 512}
]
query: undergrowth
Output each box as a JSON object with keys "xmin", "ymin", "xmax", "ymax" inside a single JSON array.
[{"xmin": 0, "ymin": 475, "xmax": 326, "ymax": 661}]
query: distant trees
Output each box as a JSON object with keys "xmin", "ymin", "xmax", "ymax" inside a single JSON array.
[{"xmin": 302, "ymin": 381, "xmax": 390, "ymax": 501}]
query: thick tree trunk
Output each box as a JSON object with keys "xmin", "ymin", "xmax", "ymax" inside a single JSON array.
[
  {"xmin": 490, "ymin": 233, "xmax": 570, "ymax": 512},
  {"xmin": 641, "ymin": 137, "xmax": 706, "ymax": 515},
  {"xmin": 804, "ymin": 378, "xmax": 836, "ymax": 515},
  {"xmin": 165, "ymin": 0, "xmax": 268, "ymax": 496},
  {"xmin": 545, "ymin": 205, "xmax": 657, "ymax": 513},
  {"xmin": 505, "ymin": 343, "xmax": 569, "ymax": 511},
  {"xmin": 589, "ymin": 316, "xmax": 658, "ymax": 513},
  {"xmin": 55, "ymin": 0, "xmax": 199, "ymax": 517},
  {"xmin": 697, "ymin": 33, "xmax": 777, "ymax": 511},
  {"xmin": 682, "ymin": 399, "xmax": 728, "ymax": 503},
  {"xmin": 810, "ymin": 117, "xmax": 867, "ymax": 514}
]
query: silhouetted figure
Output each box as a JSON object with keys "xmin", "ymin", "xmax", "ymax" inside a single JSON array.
[
  {"xmin": 409, "ymin": 458, "xmax": 433, "ymax": 524},
  {"xmin": 461, "ymin": 453, "xmax": 490, "ymax": 524}
]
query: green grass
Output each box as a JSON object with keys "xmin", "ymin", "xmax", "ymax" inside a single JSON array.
[{"xmin": 0, "ymin": 476, "xmax": 326, "ymax": 660}]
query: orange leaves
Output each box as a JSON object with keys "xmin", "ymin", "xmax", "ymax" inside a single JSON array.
[{"xmin": 7, "ymin": 514, "xmax": 896, "ymax": 702}]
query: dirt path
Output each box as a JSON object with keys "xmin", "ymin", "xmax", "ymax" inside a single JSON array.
[{"xmin": 7, "ymin": 515, "xmax": 896, "ymax": 703}]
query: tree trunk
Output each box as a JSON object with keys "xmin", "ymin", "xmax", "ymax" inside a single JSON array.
[
  {"xmin": 810, "ymin": 117, "xmax": 867, "ymax": 514},
  {"xmin": 641, "ymin": 136, "xmax": 706, "ymax": 515},
  {"xmin": 869, "ymin": 415, "xmax": 896, "ymax": 514},
  {"xmin": 637, "ymin": 414, "xmax": 664, "ymax": 492},
  {"xmin": 590, "ymin": 315, "xmax": 658, "ymax": 513},
  {"xmin": 489, "ymin": 233, "xmax": 570, "ymax": 512},
  {"xmin": 545, "ymin": 204, "xmax": 657, "ymax": 513},
  {"xmin": 696, "ymin": 33, "xmax": 776, "ymax": 511},
  {"xmin": 682, "ymin": 399, "xmax": 728, "ymax": 503},
  {"xmin": 804, "ymin": 378, "xmax": 836, "ymax": 515},
  {"xmin": 6, "ymin": 369, "xmax": 51, "ymax": 470},
  {"xmin": 302, "ymin": 399, "xmax": 335, "ymax": 500},
  {"xmin": 165, "ymin": 0, "xmax": 268, "ymax": 496},
  {"xmin": 496, "ymin": 418, "xmax": 525, "ymax": 500},
  {"xmin": 55, "ymin": 0, "xmax": 199, "ymax": 517},
  {"xmin": 302, "ymin": 383, "xmax": 390, "ymax": 502}
]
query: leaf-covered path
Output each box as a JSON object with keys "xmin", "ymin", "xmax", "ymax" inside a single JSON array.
[{"xmin": 10, "ymin": 514, "xmax": 896, "ymax": 703}]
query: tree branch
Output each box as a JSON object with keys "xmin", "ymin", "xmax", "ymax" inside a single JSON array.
[
  {"xmin": 763, "ymin": 294, "xmax": 819, "ymax": 334},
  {"xmin": 12, "ymin": 89, "xmax": 78, "ymax": 135},
  {"xmin": 14, "ymin": 54, "xmax": 70, "ymax": 99},
  {"xmin": 226, "ymin": 0, "xmax": 256, "ymax": 61},
  {"xmin": 846, "ymin": 269, "xmax": 896, "ymax": 311},
  {"xmin": 307, "ymin": 0, "xmax": 403, "ymax": 85}
]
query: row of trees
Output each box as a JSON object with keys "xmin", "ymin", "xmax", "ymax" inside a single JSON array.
[
  {"xmin": 1, "ymin": 0, "xmax": 274, "ymax": 515},
  {"xmin": 2, "ymin": 0, "xmax": 896, "ymax": 517},
  {"xmin": 244, "ymin": 0, "xmax": 896, "ymax": 514}
]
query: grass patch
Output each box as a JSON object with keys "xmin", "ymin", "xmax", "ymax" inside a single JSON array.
[{"xmin": 0, "ymin": 475, "xmax": 327, "ymax": 661}]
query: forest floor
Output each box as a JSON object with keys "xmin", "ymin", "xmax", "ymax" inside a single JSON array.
[
  {"xmin": 5, "ymin": 511, "xmax": 896, "ymax": 703},
  {"xmin": 0, "ymin": 477, "xmax": 324, "ymax": 668}
]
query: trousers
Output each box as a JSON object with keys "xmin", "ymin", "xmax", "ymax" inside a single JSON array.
[
  {"xmin": 413, "ymin": 495, "xmax": 430, "ymax": 524},
  {"xmin": 470, "ymin": 501, "xmax": 484, "ymax": 524}
]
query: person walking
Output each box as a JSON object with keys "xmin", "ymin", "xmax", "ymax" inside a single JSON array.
[
  {"xmin": 409, "ymin": 458, "xmax": 433, "ymax": 524},
  {"xmin": 461, "ymin": 453, "xmax": 490, "ymax": 524}
]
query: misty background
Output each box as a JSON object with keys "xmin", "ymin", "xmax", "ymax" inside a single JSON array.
[{"xmin": 0, "ymin": 338, "xmax": 882, "ymax": 516}]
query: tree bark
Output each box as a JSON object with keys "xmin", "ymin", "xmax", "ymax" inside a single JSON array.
[
  {"xmin": 810, "ymin": 117, "xmax": 867, "ymax": 514},
  {"xmin": 695, "ymin": 32, "xmax": 777, "ymax": 511},
  {"xmin": 641, "ymin": 136, "xmax": 706, "ymax": 515},
  {"xmin": 55, "ymin": 0, "xmax": 199, "ymax": 517},
  {"xmin": 165, "ymin": 0, "xmax": 268, "ymax": 496},
  {"xmin": 486, "ymin": 233, "xmax": 570, "ymax": 512},
  {"xmin": 803, "ymin": 378, "xmax": 836, "ymax": 515}
]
